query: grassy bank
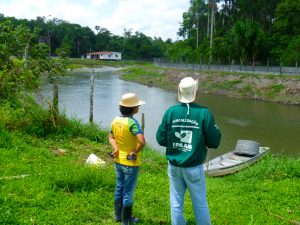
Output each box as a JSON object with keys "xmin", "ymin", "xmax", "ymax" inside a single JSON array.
[
  {"xmin": 120, "ymin": 64, "xmax": 300, "ymax": 105},
  {"xmin": 0, "ymin": 98, "xmax": 299, "ymax": 224},
  {"xmin": 67, "ymin": 58, "xmax": 147, "ymax": 70}
]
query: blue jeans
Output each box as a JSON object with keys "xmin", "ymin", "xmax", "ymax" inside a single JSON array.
[
  {"xmin": 168, "ymin": 162, "xmax": 211, "ymax": 225},
  {"xmin": 114, "ymin": 163, "xmax": 139, "ymax": 207}
]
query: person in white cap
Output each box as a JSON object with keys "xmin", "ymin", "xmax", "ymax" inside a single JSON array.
[
  {"xmin": 156, "ymin": 77, "xmax": 221, "ymax": 225},
  {"xmin": 108, "ymin": 93, "xmax": 145, "ymax": 225}
]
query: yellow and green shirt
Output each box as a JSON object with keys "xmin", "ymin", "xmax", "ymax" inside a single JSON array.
[{"xmin": 110, "ymin": 116, "xmax": 143, "ymax": 166}]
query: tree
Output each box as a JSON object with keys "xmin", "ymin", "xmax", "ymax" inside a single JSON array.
[
  {"xmin": 272, "ymin": 0, "xmax": 300, "ymax": 65},
  {"xmin": 95, "ymin": 26, "xmax": 111, "ymax": 51},
  {"xmin": 229, "ymin": 19, "xmax": 265, "ymax": 65},
  {"xmin": 0, "ymin": 19, "xmax": 67, "ymax": 99}
]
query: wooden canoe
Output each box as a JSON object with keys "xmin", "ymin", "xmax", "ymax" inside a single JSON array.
[{"xmin": 204, "ymin": 147, "xmax": 270, "ymax": 177}]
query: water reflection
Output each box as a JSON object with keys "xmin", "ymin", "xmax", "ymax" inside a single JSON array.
[{"xmin": 38, "ymin": 71, "xmax": 300, "ymax": 158}]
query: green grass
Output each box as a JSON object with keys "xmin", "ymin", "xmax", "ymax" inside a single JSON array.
[
  {"xmin": 215, "ymin": 79, "xmax": 242, "ymax": 89},
  {"xmin": 121, "ymin": 65, "xmax": 176, "ymax": 90},
  {"xmin": 268, "ymin": 84, "xmax": 285, "ymax": 98},
  {"xmin": 67, "ymin": 58, "xmax": 148, "ymax": 69},
  {"xmin": 0, "ymin": 98, "xmax": 299, "ymax": 224}
]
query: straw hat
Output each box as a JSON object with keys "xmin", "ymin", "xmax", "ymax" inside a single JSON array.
[
  {"xmin": 178, "ymin": 77, "xmax": 198, "ymax": 103},
  {"xmin": 119, "ymin": 93, "xmax": 145, "ymax": 107}
]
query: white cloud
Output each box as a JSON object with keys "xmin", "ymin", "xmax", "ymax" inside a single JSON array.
[{"xmin": 0, "ymin": 0, "xmax": 189, "ymax": 40}]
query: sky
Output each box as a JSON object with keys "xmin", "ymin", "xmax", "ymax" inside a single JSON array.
[{"xmin": 0, "ymin": 0, "xmax": 190, "ymax": 41}]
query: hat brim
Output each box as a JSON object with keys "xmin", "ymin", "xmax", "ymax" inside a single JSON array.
[
  {"xmin": 178, "ymin": 95, "xmax": 196, "ymax": 103},
  {"xmin": 119, "ymin": 100, "xmax": 145, "ymax": 107}
]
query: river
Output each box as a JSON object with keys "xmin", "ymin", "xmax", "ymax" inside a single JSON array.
[{"xmin": 37, "ymin": 68, "xmax": 300, "ymax": 159}]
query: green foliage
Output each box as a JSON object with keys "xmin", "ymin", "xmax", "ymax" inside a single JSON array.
[
  {"xmin": 215, "ymin": 79, "xmax": 242, "ymax": 89},
  {"xmin": 232, "ymin": 154, "xmax": 300, "ymax": 181},
  {"xmin": 165, "ymin": 40, "xmax": 195, "ymax": 62},
  {"xmin": 272, "ymin": 0, "xmax": 300, "ymax": 65},
  {"xmin": 0, "ymin": 19, "xmax": 67, "ymax": 99},
  {"xmin": 172, "ymin": 0, "xmax": 299, "ymax": 66},
  {"xmin": 228, "ymin": 20, "xmax": 266, "ymax": 65},
  {"xmin": 0, "ymin": 97, "xmax": 107, "ymax": 142},
  {"xmin": 268, "ymin": 83, "xmax": 285, "ymax": 97},
  {"xmin": 239, "ymin": 84, "xmax": 254, "ymax": 97},
  {"xmin": 0, "ymin": 126, "xmax": 12, "ymax": 148}
]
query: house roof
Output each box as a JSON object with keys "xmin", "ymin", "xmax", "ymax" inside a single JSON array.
[{"xmin": 88, "ymin": 51, "xmax": 121, "ymax": 55}]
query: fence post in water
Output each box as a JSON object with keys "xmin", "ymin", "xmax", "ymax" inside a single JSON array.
[
  {"xmin": 280, "ymin": 58, "xmax": 282, "ymax": 75},
  {"xmin": 22, "ymin": 42, "xmax": 29, "ymax": 109},
  {"xmin": 89, "ymin": 70, "xmax": 95, "ymax": 123},
  {"xmin": 141, "ymin": 113, "xmax": 145, "ymax": 132},
  {"xmin": 53, "ymin": 84, "xmax": 59, "ymax": 124}
]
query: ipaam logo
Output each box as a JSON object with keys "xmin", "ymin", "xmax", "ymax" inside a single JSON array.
[{"xmin": 175, "ymin": 130, "xmax": 193, "ymax": 144}]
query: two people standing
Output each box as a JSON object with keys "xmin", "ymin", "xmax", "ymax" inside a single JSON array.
[{"xmin": 108, "ymin": 77, "xmax": 221, "ymax": 225}]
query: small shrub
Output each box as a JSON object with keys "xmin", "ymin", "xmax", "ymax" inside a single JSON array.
[
  {"xmin": 267, "ymin": 83, "xmax": 284, "ymax": 97},
  {"xmin": 0, "ymin": 126, "xmax": 12, "ymax": 148},
  {"xmin": 216, "ymin": 79, "xmax": 242, "ymax": 89},
  {"xmin": 239, "ymin": 84, "xmax": 254, "ymax": 96}
]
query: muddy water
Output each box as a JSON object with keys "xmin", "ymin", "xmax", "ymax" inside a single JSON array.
[{"xmin": 38, "ymin": 70, "xmax": 300, "ymax": 159}]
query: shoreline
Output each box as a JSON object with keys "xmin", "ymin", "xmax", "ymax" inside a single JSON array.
[
  {"xmin": 120, "ymin": 65, "xmax": 300, "ymax": 106},
  {"xmin": 70, "ymin": 66, "xmax": 125, "ymax": 73}
]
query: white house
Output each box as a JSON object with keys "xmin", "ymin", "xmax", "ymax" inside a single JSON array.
[{"xmin": 86, "ymin": 51, "xmax": 122, "ymax": 60}]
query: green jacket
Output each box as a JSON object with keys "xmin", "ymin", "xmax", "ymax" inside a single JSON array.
[{"xmin": 156, "ymin": 103, "xmax": 221, "ymax": 167}]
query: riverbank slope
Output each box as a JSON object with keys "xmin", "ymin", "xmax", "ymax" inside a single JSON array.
[
  {"xmin": 120, "ymin": 64, "xmax": 300, "ymax": 105},
  {"xmin": 0, "ymin": 99, "xmax": 299, "ymax": 224}
]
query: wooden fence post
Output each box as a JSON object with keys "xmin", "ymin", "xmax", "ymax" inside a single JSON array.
[
  {"xmin": 22, "ymin": 42, "xmax": 29, "ymax": 109},
  {"xmin": 53, "ymin": 84, "xmax": 59, "ymax": 124},
  {"xmin": 141, "ymin": 113, "xmax": 145, "ymax": 132},
  {"xmin": 280, "ymin": 58, "xmax": 282, "ymax": 75},
  {"xmin": 89, "ymin": 70, "xmax": 95, "ymax": 123}
]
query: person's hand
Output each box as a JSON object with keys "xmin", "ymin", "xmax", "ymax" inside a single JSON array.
[
  {"xmin": 130, "ymin": 151, "xmax": 137, "ymax": 157},
  {"xmin": 112, "ymin": 149, "xmax": 119, "ymax": 158},
  {"xmin": 128, "ymin": 151, "xmax": 137, "ymax": 160}
]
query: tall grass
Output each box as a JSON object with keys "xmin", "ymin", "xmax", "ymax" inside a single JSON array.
[{"xmin": 0, "ymin": 97, "xmax": 107, "ymax": 142}]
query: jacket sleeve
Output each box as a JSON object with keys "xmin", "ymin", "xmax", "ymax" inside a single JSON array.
[
  {"xmin": 203, "ymin": 110, "xmax": 221, "ymax": 148},
  {"xmin": 156, "ymin": 112, "xmax": 168, "ymax": 147}
]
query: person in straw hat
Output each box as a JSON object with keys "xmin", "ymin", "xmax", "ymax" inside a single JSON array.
[
  {"xmin": 156, "ymin": 77, "xmax": 221, "ymax": 225},
  {"xmin": 108, "ymin": 93, "xmax": 145, "ymax": 225}
]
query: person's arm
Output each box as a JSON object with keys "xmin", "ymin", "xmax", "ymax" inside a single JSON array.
[
  {"xmin": 203, "ymin": 110, "xmax": 222, "ymax": 148},
  {"xmin": 156, "ymin": 112, "xmax": 168, "ymax": 147},
  {"xmin": 129, "ymin": 118, "xmax": 146, "ymax": 156},
  {"xmin": 131, "ymin": 133, "xmax": 145, "ymax": 156},
  {"xmin": 108, "ymin": 132, "xmax": 119, "ymax": 157}
]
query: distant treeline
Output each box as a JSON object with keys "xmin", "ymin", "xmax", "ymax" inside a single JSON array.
[
  {"xmin": 0, "ymin": 0, "xmax": 299, "ymax": 66},
  {"xmin": 0, "ymin": 14, "xmax": 167, "ymax": 60}
]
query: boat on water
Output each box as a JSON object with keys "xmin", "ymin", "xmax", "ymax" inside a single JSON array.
[{"xmin": 204, "ymin": 140, "xmax": 270, "ymax": 177}]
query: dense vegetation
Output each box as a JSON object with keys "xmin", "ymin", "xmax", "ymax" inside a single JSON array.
[
  {"xmin": 1, "ymin": 0, "xmax": 300, "ymax": 66},
  {"xmin": 0, "ymin": 18, "xmax": 67, "ymax": 100},
  {"xmin": 171, "ymin": 0, "xmax": 300, "ymax": 66}
]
